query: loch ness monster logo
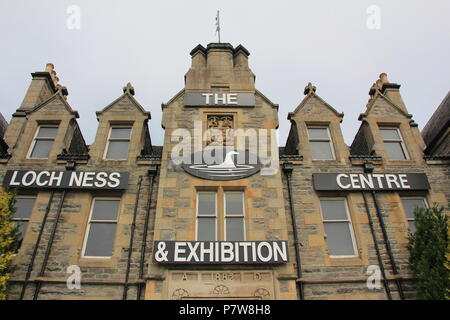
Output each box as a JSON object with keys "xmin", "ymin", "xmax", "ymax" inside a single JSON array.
[{"xmin": 181, "ymin": 149, "xmax": 261, "ymax": 181}]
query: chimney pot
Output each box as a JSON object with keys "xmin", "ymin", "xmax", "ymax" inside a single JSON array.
[{"xmin": 380, "ymin": 72, "xmax": 389, "ymax": 84}]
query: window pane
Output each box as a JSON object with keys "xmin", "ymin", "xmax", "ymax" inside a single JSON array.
[
  {"xmin": 324, "ymin": 222, "xmax": 355, "ymax": 256},
  {"xmin": 380, "ymin": 129, "xmax": 400, "ymax": 140},
  {"xmin": 308, "ymin": 128, "xmax": 329, "ymax": 140},
  {"xmin": 198, "ymin": 192, "xmax": 216, "ymax": 215},
  {"xmin": 225, "ymin": 192, "xmax": 244, "ymax": 216},
  {"xmin": 110, "ymin": 128, "xmax": 131, "ymax": 139},
  {"xmin": 408, "ymin": 221, "xmax": 416, "ymax": 233},
  {"xmin": 226, "ymin": 218, "xmax": 244, "ymax": 241},
  {"xmin": 106, "ymin": 141, "xmax": 130, "ymax": 159},
  {"xmin": 197, "ymin": 218, "xmax": 216, "ymax": 241},
  {"xmin": 15, "ymin": 221, "xmax": 29, "ymax": 240},
  {"xmin": 384, "ymin": 141, "xmax": 406, "ymax": 160},
  {"xmin": 30, "ymin": 140, "xmax": 53, "ymax": 158},
  {"xmin": 311, "ymin": 141, "xmax": 334, "ymax": 159},
  {"xmin": 14, "ymin": 198, "xmax": 35, "ymax": 219},
  {"xmin": 91, "ymin": 200, "xmax": 120, "ymax": 221},
  {"xmin": 402, "ymin": 199, "xmax": 426, "ymax": 219},
  {"xmin": 320, "ymin": 199, "xmax": 348, "ymax": 220},
  {"xmin": 84, "ymin": 223, "xmax": 117, "ymax": 257},
  {"xmin": 37, "ymin": 127, "xmax": 58, "ymax": 138}
]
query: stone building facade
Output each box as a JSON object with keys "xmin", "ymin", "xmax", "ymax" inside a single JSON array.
[{"xmin": 1, "ymin": 43, "xmax": 449, "ymax": 300}]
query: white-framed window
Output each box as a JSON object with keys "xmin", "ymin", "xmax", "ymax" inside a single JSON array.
[
  {"xmin": 196, "ymin": 192, "xmax": 217, "ymax": 241},
  {"xmin": 104, "ymin": 127, "xmax": 132, "ymax": 160},
  {"xmin": 28, "ymin": 126, "xmax": 58, "ymax": 159},
  {"xmin": 82, "ymin": 198, "xmax": 120, "ymax": 258},
  {"xmin": 319, "ymin": 198, "xmax": 357, "ymax": 257},
  {"xmin": 224, "ymin": 191, "xmax": 245, "ymax": 241},
  {"xmin": 379, "ymin": 127, "xmax": 409, "ymax": 160},
  {"xmin": 12, "ymin": 196, "xmax": 36, "ymax": 249},
  {"xmin": 307, "ymin": 127, "xmax": 335, "ymax": 160},
  {"xmin": 401, "ymin": 197, "xmax": 427, "ymax": 233}
]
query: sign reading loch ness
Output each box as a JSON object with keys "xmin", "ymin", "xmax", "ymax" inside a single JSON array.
[
  {"xmin": 3, "ymin": 170, "xmax": 129, "ymax": 190},
  {"xmin": 184, "ymin": 93, "xmax": 255, "ymax": 107},
  {"xmin": 153, "ymin": 241, "xmax": 289, "ymax": 264},
  {"xmin": 313, "ymin": 173, "xmax": 430, "ymax": 191},
  {"xmin": 182, "ymin": 149, "xmax": 261, "ymax": 181}
]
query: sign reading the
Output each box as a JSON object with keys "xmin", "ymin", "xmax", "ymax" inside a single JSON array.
[
  {"xmin": 313, "ymin": 173, "xmax": 429, "ymax": 191},
  {"xmin": 153, "ymin": 241, "xmax": 289, "ymax": 264},
  {"xmin": 184, "ymin": 93, "xmax": 255, "ymax": 107},
  {"xmin": 3, "ymin": 170, "xmax": 129, "ymax": 190},
  {"xmin": 182, "ymin": 149, "xmax": 261, "ymax": 181}
]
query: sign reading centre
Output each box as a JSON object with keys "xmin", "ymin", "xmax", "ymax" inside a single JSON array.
[
  {"xmin": 3, "ymin": 170, "xmax": 129, "ymax": 190},
  {"xmin": 153, "ymin": 241, "xmax": 288, "ymax": 264},
  {"xmin": 184, "ymin": 93, "xmax": 255, "ymax": 107},
  {"xmin": 313, "ymin": 173, "xmax": 429, "ymax": 191}
]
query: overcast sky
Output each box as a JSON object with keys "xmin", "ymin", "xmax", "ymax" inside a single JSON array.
[{"xmin": 0, "ymin": 0, "xmax": 449, "ymax": 147}]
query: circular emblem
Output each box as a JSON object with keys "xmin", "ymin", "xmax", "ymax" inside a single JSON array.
[{"xmin": 182, "ymin": 149, "xmax": 261, "ymax": 181}]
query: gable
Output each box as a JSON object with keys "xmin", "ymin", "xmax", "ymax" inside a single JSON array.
[
  {"xmin": 365, "ymin": 93, "xmax": 410, "ymax": 119},
  {"xmin": 292, "ymin": 93, "xmax": 343, "ymax": 119},
  {"xmin": 97, "ymin": 92, "xmax": 150, "ymax": 118},
  {"xmin": 29, "ymin": 92, "xmax": 78, "ymax": 117}
]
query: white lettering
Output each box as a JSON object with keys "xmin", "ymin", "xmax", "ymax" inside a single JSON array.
[
  {"xmin": 36, "ymin": 171, "xmax": 50, "ymax": 187},
  {"xmin": 221, "ymin": 242, "xmax": 234, "ymax": 262},
  {"xmin": 95, "ymin": 172, "xmax": 108, "ymax": 188},
  {"xmin": 9, "ymin": 171, "xmax": 20, "ymax": 186},
  {"xmin": 108, "ymin": 172, "xmax": 121, "ymax": 188},
  {"xmin": 49, "ymin": 171, "xmax": 63, "ymax": 186},
  {"xmin": 202, "ymin": 93, "xmax": 213, "ymax": 105},
  {"xmin": 350, "ymin": 174, "xmax": 361, "ymax": 189},
  {"xmin": 69, "ymin": 172, "xmax": 83, "ymax": 187},
  {"xmin": 174, "ymin": 242, "xmax": 186, "ymax": 262},
  {"xmin": 214, "ymin": 93, "xmax": 226, "ymax": 105},
  {"xmin": 227, "ymin": 93, "xmax": 238, "ymax": 104},
  {"xmin": 82, "ymin": 172, "xmax": 95, "ymax": 187},
  {"xmin": 257, "ymin": 242, "xmax": 273, "ymax": 262},
  {"xmin": 337, "ymin": 174, "xmax": 350, "ymax": 189},
  {"xmin": 359, "ymin": 174, "xmax": 374, "ymax": 189},
  {"xmin": 22, "ymin": 171, "xmax": 37, "ymax": 187},
  {"xmin": 372, "ymin": 174, "xmax": 385, "ymax": 189},
  {"xmin": 385, "ymin": 174, "xmax": 401, "ymax": 189},
  {"xmin": 399, "ymin": 174, "xmax": 411, "ymax": 189},
  {"xmin": 273, "ymin": 241, "xmax": 287, "ymax": 262}
]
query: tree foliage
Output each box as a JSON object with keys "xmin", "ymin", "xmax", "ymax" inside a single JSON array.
[
  {"xmin": 407, "ymin": 204, "xmax": 450, "ymax": 300},
  {"xmin": 0, "ymin": 188, "xmax": 19, "ymax": 300}
]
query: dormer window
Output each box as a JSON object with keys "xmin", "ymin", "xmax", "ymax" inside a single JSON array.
[
  {"xmin": 379, "ymin": 127, "xmax": 409, "ymax": 160},
  {"xmin": 104, "ymin": 127, "xmax": 132, "ymax": 160},
  {"xmin": 307, "ymin": 127, "xmax": 335, "ymax": 160},
  {"xmin": 28, "ymin": 126, "xmax": 58, "ymax": 159}
]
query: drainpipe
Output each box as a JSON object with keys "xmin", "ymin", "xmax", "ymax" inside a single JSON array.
[
  {"xmin": 19, "ymin": 190, "xmax": 55, "ymax": 300},
  {"xmin": 371, "ymin": 191, "xmax": 405, "ymax": 300},
  {"xmin": 123, "ymin": 176, "xmax": 143, "ymax": 300},
  {"xmin": 137, "ymin": 167, "xmax": 158, "ymax": 300},
  {"xmin": 282, "ymin": 162, "xmax": 304, "ymax": 300},
  {"xmin": 33, "ymin": 189, "xmax": 67, "ymax": 300},
  {"xmin": 361, "ymin": 191, "xmax": 392, "ymax": 300}
]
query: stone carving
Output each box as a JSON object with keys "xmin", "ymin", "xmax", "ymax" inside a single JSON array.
[
  {"xmin": 172, "ymin": 288, "xmax": 189, "ymax": 300},
  {"xmin": 254, "ymin": 288, "xmax": 270, "ymax": 300},
  {"xmin": 206, "ymin": 115, "xmax": 233, "ymax": 146},
  {"xmin": 213, "ymin": 285, "xmax": 230, "ymax": 296}
]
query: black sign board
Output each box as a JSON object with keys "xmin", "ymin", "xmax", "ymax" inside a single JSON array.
[
  {"xmin": 153, "ymin": 241, "xmax": 289, "ymax": 264},
  {"xmin": 3, "ymin": 170, "xmax": 129, "ymax": 190},
  {"xmin": 313, "ymin": 173, "xmax": 430, "ymax": 191},
  {"xmin": 182, "ymin": 149, "xmax": 261, "ymax": 181}
]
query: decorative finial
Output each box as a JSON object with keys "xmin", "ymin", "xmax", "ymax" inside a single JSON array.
[
  {"xmin": 304, "ymin": 82, "xmax": 316, "ymax": 95},
  {"xmin": 123, "ymin": 82, "xmax": 135, "ymax": 96}
]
